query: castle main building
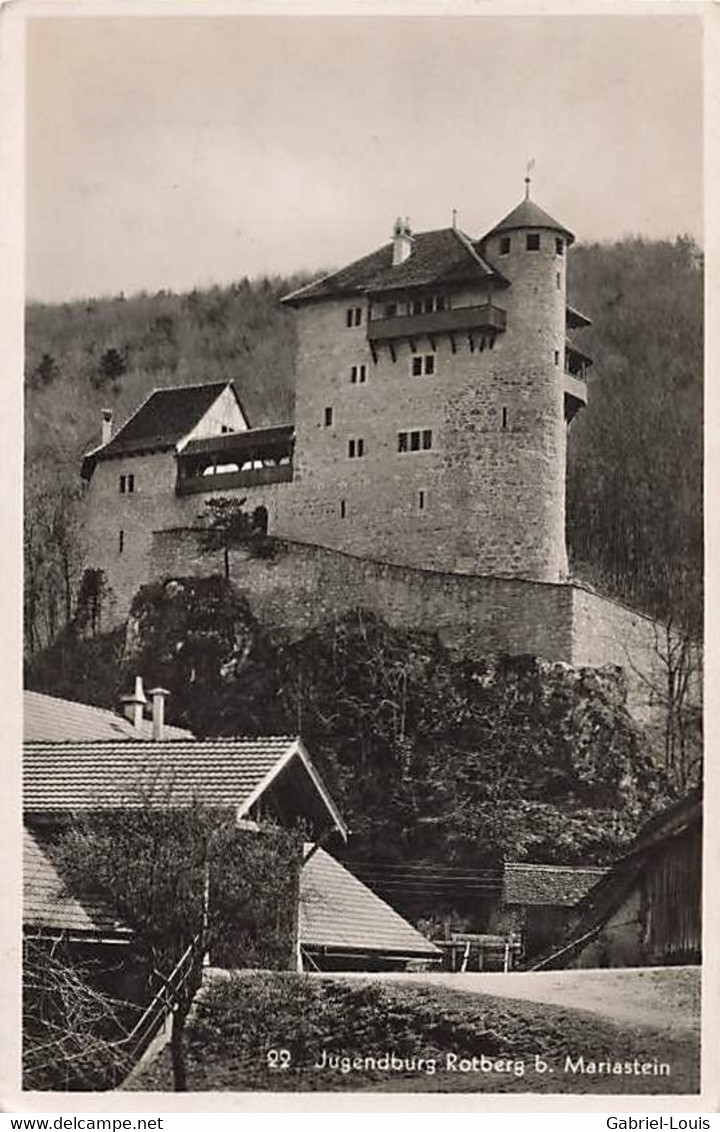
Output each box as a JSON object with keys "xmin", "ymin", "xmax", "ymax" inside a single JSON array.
[{"xmin": 82, "ymin": 189, "xmax": 593, "ymax": 613}]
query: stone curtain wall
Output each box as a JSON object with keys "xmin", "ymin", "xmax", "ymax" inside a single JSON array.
[{"xmin": 149, "ymin": 527, "xmax": 657, "ymax": 718}]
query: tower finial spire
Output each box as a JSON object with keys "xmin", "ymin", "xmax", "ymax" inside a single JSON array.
[
  {"xmin": 525, "ymin": 157, "xmax": 535, "ymax": 200},
  {"xmin": 452, "ymin": 207, "xmax": 458, "ymax": 230}
]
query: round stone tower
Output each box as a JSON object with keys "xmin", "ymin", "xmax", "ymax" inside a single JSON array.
[{"xmin": 472, "ymin": 190, "xmax": 576, "ymax": 581}]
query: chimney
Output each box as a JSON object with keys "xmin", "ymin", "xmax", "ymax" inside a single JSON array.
[
  {"xmin": 148, "ymin": 687, "xmax": 170, "ymax": 742},
  {"xmin": 120, "ymin": 676, "xmax": 147, "ymax": 734},
  {"xmin": 392, "ymin": 216, "xmax": 413, "ymax": 266},
  {"xmin": 101, "ymin": 409, "xmax": 113, "ymax": 446}
]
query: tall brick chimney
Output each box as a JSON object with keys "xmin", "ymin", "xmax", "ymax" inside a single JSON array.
[{"xmin": 101, "ymin": 408, "xmax": 113, "ymax": 446}]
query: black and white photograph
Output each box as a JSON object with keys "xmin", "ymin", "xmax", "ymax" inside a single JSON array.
[{"xmin": 10, "ymin": 2, "xmax": 713, "ymax": 1107}]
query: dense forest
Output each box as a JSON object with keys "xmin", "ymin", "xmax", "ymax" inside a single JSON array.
[{"xmin": 24, "ymin": 236, "xmax": 703, "ymax": 653}]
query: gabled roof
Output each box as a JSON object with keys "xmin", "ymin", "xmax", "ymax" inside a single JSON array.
[
  {"xmin": 504, "ymin": 862, "xmax": 607, "ymax": 908},
  {"xmin": 81, "ymin": 381, "xmax": 244, "ymax": 477},
  {"xmin": 24, "ymin": 827, "xmax": 131, "ymax": 939},
  {"xmin": 484, "ymin": 197, "xmax": 575, "ymax": 244},
  {"xmin": 24, "ymin": 690, "xmax": 193, "ymax": 743},
  {"xmin": 24, "ymin": 736, "xmax": 347, "ymax": 840},
  {"xmin": 300, "ymin": 847, "xmax": 441, "ymax": 959},
  {"xmin": 282, "ymin": 228, "xmax": 504, "ymax": 306}
]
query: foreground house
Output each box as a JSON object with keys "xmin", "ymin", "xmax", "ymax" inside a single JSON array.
[
  {"xmin": 531, "ymin": 791, "xmax": 702, "ymax": 970},
  {"xmin": 23, "ymin": 687, "xmax": 437, "ymax": 972}
]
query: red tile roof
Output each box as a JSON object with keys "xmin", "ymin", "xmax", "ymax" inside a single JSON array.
[
  {"xmin": 300, "ymin": 847, "xmax": 441, "ymax": 959},
  {"xmin": 24, "ymin": 827, "xmax": 131, "ymax": 938},
  {"xmin": 503, "ymin": 863, "xmax": 607, "ymax": 908},
  {"xmin": 24, "ymin": 690, "xmax": 193, "ymax": 743},
  {"xmin": 282, "ymin": 228, "xmax": 503, "ymax": 306},
  {"xmin": 24, "ymin": 736, "xmax": 298, "ymax": 814}
]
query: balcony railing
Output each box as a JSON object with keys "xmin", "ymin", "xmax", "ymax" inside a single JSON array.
[
  {"xmin": 368, "ymin": 303, "xmax": 507, "ymax": 343},
  {"xmin": 176, "ymin": 463, "xmax": 293, "ymax": 495}
]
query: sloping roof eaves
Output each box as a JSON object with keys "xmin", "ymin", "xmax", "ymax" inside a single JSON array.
[
  {"xmin": 300, "ymin": 848, "xmax": 441, "ymax": 958},
  {"xmin": 504, "ymin": 863, "xmax": 608, "ymax": 907},
  {"xmin": 282, "ymin": 228, "xmax": 502, "ymax": 306},
  {"xmin": 24, "ymin": 827, "xmax": 131, "ymax": 938},
  {"xmin": 24, "ymin": 737, "xmax": 296, "ymax": 814},
  {"xmin": 484, "ymin": 198, "xmax": 575, "ymax": 244},
  {"xmin": 24, "ymin": 690, "xmax": 193, "ymax": 743},
  {"xmin": 82, "ymin": 381, "xmax": 240, "ymax": 476}
]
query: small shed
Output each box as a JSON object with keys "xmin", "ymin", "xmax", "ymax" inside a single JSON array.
[
  {"xmin": 532, "ymin": 791, "xmax": 702, "ymax": 970},
  {"xmin": 492, "ymin": 862, "xmax": 607, "ymax": 959}
]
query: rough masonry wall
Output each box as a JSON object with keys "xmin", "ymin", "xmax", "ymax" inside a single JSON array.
[
  {"xmin": 278, "ymin": 227, "xmax": 570, "ymax": 581},
  {"xmin": 150, "ymin": 528, "xmax": 576, "ymax": 661},
  {"xmin": 84, "ymin": 449, "xmax": 289, "ymax": 622},
  {"xmin": 570, "ymin": 588, "xmax": 663, "ymax": 723}
]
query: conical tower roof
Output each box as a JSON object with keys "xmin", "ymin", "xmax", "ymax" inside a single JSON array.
[{"xmin": 485, "ymin": 197, "xmax": 575, "ymax": 245}]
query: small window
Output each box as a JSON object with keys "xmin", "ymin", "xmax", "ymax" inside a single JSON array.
[
  {"xmin": 422, "ymin": 429, "xmax": 433, "ymax": 450},
  {"xmin": 324, "ymin": 406, "xmax": 333, "ymax": 427},
  {"xmin": 410, "ymin": 431, "xmax": 420, "ymax": 452},
  {"xmin": 346, "ymin": 307, "xmax": 362, "ymax": 327},
  {"xmin": 348, "ymin": 438, "xmax": 364, "ymax": 458},
  {"xmin": 118, "ymin": 529, "xmax": 124, "ymax": 555},
  {"xmin": 555, "ymin": 238, "xmax": 564, "ymax": 256},
  {"xmin": 500, "ymin": 236, "xmax": 511, "ymax": 255},
  {"xmin": 340, "ymin": 500, "xmax": 346, "ymax": 518},
  {"xmin": 350, "ymin": 363, "xmax": 367, "ymax": 385},
  {"xmin": 411, "ymin": 355, "xmax": 435, "ymax": 377},
  {"xmin": 502, "ymin": 407, "xmax": 508, "ymax": 430},
  {"xmin": 348, "ymin": 439, "xmax": 355, "ymax": 458},
  {"xmin": 418, "ymin": 490, "xmax": 426, "ymax": 511},
  {"xmin": 119, "ymin": 475, "xmax": 126, "ymax": 494},
  {"xmin": 357, "ymin": 438, "xmax": 364, "ymax": 457},
  {"xmin": 526, "ymin": 233, "xmax": 540, "ymax": 251},
  {"xmin": 398, "ymin": 432, "xmax": 408, "ymax": 453},
  {"xmin": 554, "ymin": 350, "xmax": 560, "ymax": 366},
  {"xmin": 127, "ymin": 474, "xmax": 135, "ymax": 494},
  {"xmin": 556, "ymin": 273, "xmax": 561, "ymax": 290}
]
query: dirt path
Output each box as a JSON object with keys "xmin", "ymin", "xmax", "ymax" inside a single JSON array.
[{"xmin": 330, "ymin": 966, "xmax": 700, "ymax": 1033}]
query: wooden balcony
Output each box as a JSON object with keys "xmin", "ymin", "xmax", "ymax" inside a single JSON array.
[
  {"xmin": 367, "ymin": 303, "xmax": 507, "ymax": 344},
  {"xmin": 176, "ymin": 463, "xmax": 293, "ymax": 495}
]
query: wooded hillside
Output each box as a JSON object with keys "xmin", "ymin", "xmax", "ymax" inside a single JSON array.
[{"xmin": 24, "ymin": 236, "xmax": 703, "ymax": 647}]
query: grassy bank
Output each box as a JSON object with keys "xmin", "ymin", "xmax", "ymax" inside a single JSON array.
[{"xmin": 125, "ymin": 973, "xmax": 699, "ymax": 1094}]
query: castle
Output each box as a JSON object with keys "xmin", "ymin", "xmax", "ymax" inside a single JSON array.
[{"xmin": 81, "ymin": 188, "xmax": 659, "ymax": 721}]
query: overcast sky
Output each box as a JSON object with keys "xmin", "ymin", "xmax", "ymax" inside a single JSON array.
[{"xmin": 26, "ymin": 13, "xmax": 703, "ymax": 303}]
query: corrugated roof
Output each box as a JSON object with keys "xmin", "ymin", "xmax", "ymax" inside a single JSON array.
[
  {"xmin": 504, "ymin": 862, "xmax": 607, "ymax": 907},
  {"xmin": 24, "ymin": 690, "xmax": 193, "ymax": 743},
  {"xmin": 283, "ymin": 228, "xmax": 501, "ymax": 306},
  {"xmin": 485, "ymin": 197, "xmax": 575, "ymax": 244},
  {"xmin": 24, "ymin": 826, "xmax": 131, "ymax": 937},
  {"xmin": 24, "ymin": 737, "xmax": 296, "ymax": 813},
  {"xmin": 300, "ymin": 847, "xmax": 441, "ymax": 958}
]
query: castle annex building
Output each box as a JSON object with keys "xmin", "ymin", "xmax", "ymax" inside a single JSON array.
[
  {"xmin": 83, "ymin": 191, "xmax": 592, "ymax": 593},
  {"xmin": 81, "ymin": 190, "xmax": 658, "ymax": 720}
]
